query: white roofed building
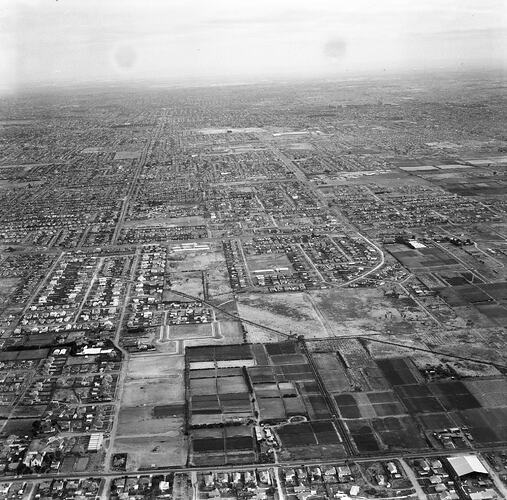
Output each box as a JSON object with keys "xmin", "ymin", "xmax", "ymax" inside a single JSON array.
[{"xmin": 447, "ymin": 455, "xmax": 488, "ymax": 477}]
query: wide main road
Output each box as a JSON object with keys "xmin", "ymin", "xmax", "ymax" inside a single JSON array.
[
  {"xmin": 4, "ymin": 446, "xmax": 507, "ymax": 484},
  {"xmin": 111, "ymin": 110, "xmax": 167, "ymax": 245}
]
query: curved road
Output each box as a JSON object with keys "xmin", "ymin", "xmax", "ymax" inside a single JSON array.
[{"xmin": 337, "ymin": 232, "xmax": 385, "ymax": 288}]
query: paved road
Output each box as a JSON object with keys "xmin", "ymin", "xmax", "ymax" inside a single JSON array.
[
  {"xmin": 399, "ymin": 458, "xmax": 428, "ymax": 500},
  {"xmin": 103, "ymin": 246, "xmax": 142, "ymax": 472},
  {"xmin": 20, "ymin": 250, "xmax": 65, "ymax": 315},
  {"xmin": 6, "ymin": 447, "xmax": 507, "ymax": 484},
  {"xmin": 111, "ymin": 112, "xmax": 166, "ymax": 245},
  {"xmin": 337, "ymin": 232, "xmax": 385, "ymax": 287},
  {"xmin": 479, "ymin": 454, "xmax": 507, "ymax": 499}
]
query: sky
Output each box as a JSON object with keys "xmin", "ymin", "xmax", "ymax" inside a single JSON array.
[{"xmin": 1, "ymin": 0, "xmax": 506, "ymax": 91}]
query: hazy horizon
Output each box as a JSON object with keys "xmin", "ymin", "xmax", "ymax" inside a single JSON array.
[{"xmin": 1, "ymin": 0, "xmax": 506, "ymax": 93}]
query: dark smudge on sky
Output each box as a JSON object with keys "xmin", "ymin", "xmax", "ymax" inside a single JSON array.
[
  {"xmin": 115, "ymin": 45, "xmax": 137, "ymax": 70},
  {"xmin": 324, "ymin": 39, "xmax": 347, "ymax": 60}
]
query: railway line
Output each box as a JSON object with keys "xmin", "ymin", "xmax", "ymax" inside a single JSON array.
[{"xmin": 167, "ymin": 289, "xmax": 507, "ymax": 369}]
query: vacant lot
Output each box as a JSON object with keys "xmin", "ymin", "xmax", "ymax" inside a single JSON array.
[
  {"xmin": 113, "ymin": 435, "xmax": 186, "ymax": 470},
  {"xmin": 115, "ymin": 352, "xmax": 187, "ymax": 470},
  {"xmin": 122, "ymin": 354, "xmax": 185, "ymax": 407},
  {"xmin": 216, "ymin": 320, "xmax": 243, "ymax": 343},
  {"xmin": 167, "ymin": 248, "xmax": 224, "ymax": 273},
  {"xmin": 124, "ymin": 216, "xmax": 206, "ymax": 228},
  {"xmin": 170, "ymin": 323, "xmax": 214, "ymax": 340},
  {"xmin": 237, "ymin": 292, "xmax": 326, "ymax": 342},
  {"xmin": 170, "ymin": 271, "xmax": 204, "ymax": 297},
  {"xmin": 167, "ymin": 248, "xmax": 232, "ymax": 298},
  {"xmin": 246, "ymin": 253, "xmax": 293, "ymax": 273},
  {"xmin": 127, "ymin": 354, "xmax": 184, "ymax": 379},
  {"xmin": 0, "ymin": 278, "xmax": 20, "ymax": 301},
  {"xmin": 238, "ymin": 289, "xmax": 413, "ymax": 341},
  {"xmin": 117, "ymin": 406, "xmax": 184, "ymax": 436},
  {"xmin": 207, "ymin": 266, "xmax": 233, "ymax": 297},
  {"xmin": 122, "ymin": 377, "xmax": 183, "ymax": 407},
  {"xmin": 310, "ymin": 288, "xmax": 411, "ymax": 335}
]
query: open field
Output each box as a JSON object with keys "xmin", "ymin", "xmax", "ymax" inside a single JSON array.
[
  {"xmin": 121, "ymin": 354, "xmax": 185, "ymax": 407},
  {"xmin": 216, "ymin": 320, "xmax": 244, "ymax": 343},
  {"xmin": 436, "ymin": 338, "xmax": 507, "ymax": 366},
  {"xmin": 122, "ymin": 377, "xmax": 184, "ymax": 407},
  {"xmin": 0, "ymin": 278, "xmax": 20, "ymax": 300},
  {"xmin": 170, "ymin": 323, "xmax": 214, "ymax": 340},
  {"xmin": 126, "ymin": 353, "xmax": 185, "ymax": 379},
  {"xmin": 207, "ymin": 266, "xmax": 233, "ymax": 297},
  {"xmin": 124, "ymin": 216, "xmax": 206, "ymax": 228},
  {"xmin": 115, "ymin": 351, "xmax": 188, "ymax": 470},
  {"xmin": 310, "ymin": 288, "xmax": 413, "ymax": 335},
  {"xmin": 237, "ymin": 288, "xmax": 407, "ymax": 342},
  {"xmin": 246, "ymin": 253, "xmax": 293, "ymax": 272},
  {"xmin": 197, "ymin": 127, "xmax": 264, "ymax": 134},
  {"xmin": 167, "ymin": 249, "xmax": 225, "ymax": 273},
  {"xmin": 114, "ymin": 151, "xmax": 140, "ymax": 160},
  {"xmin": 237, "ymin": 292, "xmax": 327, "ymax": 341},
  {"xmin": 113, "ymin": 435, "xmax": 187, "ymax": 470},
  {"xmin": 117, "ymin": 406, "xmax": 184, "ymax": 436},
  {"xmin": 167, "ymin": 248, "xmax": 232, "ymax": 297},
  {"xmin": 169, "ymin": 271, "xmax": 204, "ymax": 297}
]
